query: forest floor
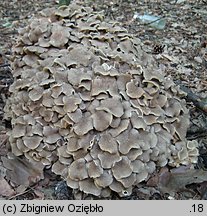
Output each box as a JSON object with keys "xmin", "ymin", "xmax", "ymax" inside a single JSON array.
[{"xmin": 0, "ymin": 0, "xmax": 207, "ymax": 200}]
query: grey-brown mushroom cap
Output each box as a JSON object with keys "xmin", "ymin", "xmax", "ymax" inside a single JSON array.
[
  {"xmin": 92, "ymin": 110, "xmax": 113, "ymax": 131},
  {"xmin": 73, "ymin": 116, "xmax": 93, "ymax": 136},
  {"xmin": 96, "ymin": 97, "xmax": 124, "ymax": 117},
  {"xmin": 112, "ymin": 156, "xmax": 133, "ymax": 180},
  {"xmin": 22, "ymin": 136, "xmax": 42, "ymax": 149},
  {"xmin": 94, "ymin": 170, "xmax": 113, "ymax": 188},
  {"xmin": 98, "ymin": 133, "xmax": 118, "ymax": 154},
  {"xmin": 79, "ymin": 179, "xmax": 102, "ymax": 196},
  {"xmin": 86, "ymin": 160, "xmax": 103, "ymax": 178},
  {"xmin": 50, "ymin": 23, "xmax": 70, "ymax": 47},
  {"xmin": 116, "ymin": 129, "xmax": 141, "ymax": 154},
  {"xmin": 68, "ymin": 158, "xmax": 88, "ymax": 181}
]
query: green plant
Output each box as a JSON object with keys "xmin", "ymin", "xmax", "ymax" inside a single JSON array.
[{"xmin": 59, "ymin": 0, "xmax": 71, "ymax": 7}]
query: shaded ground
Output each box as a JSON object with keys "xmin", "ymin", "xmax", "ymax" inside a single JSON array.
[{"xmin": 0, "ymin": 0, "xmax": 206, "ymax": 200}]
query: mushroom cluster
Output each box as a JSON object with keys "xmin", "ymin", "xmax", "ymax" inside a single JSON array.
[{"xmin": 4, "ymin": 3, "xmax": 199, "ymax": 197}]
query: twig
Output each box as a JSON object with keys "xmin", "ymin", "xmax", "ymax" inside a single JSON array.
[
  {"xmin": 0, "ymin": 30, "xmax": 18, "ymax": 35},
  {"xmin": 0, "ymin": 133, "xmax": 8, "ymax": 147},
  {"xmin": 0, "ymin": 63, "xmax": 10, "ymax": 68},
  {"xmin": 8, "ymin": 188, "xmax": 33, "ymax": 200},
  {"xmin": 179, "ymin": 84, "xmax": 207, "ymax": 115},
  {"xmin": 8, "ymin": 181, "xmax": 39, "ymax": 200},
  {"xmin": 187, "ymin": 128, "xmax": 207, "ymax": 140},
  {"xmin": 144, "ymin": 16, "xmax": 165, "ymax": 26}
]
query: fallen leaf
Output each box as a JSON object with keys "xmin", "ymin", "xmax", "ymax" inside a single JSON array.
[
  {"xmin": 0, "ymin": 165, "xmax": 7, "ymax": 178},
  {"xmin": 157, "ymin": 166, "xmax": 207, "ymax": 195},
  {"xmin": 0, "ymin": 177, "xmax": 15, "ymax": 197},
  {"xmin": 0, "ymin": 133, "xmax": 9, "ymax": 157},
  {"xmin": 16, "ymin": 185, "xmax": 27, "ymax": 194},
  {"xmin": 59, "ymin": 0, "xmax": 71, "ymax": 6},
  {"xmin": 33, "ymin": 188, "xmax": 45, "ymax": 199},
  {"xmin": 1, "ymin": 154, "xmax": 44, "ymax": 187},
  {"xmin": 147, "ymin": 167, "xmax": 169, "ymax": 187},
  {"xmin": 0, "ymin": 133, "xmax": 8, "ymax": 147},
  {"xmin": 161, "ymin": 53, "xmax": 180, "ymax": 63}
]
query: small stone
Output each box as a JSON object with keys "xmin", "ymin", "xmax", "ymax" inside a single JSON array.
[{"xmin": 194, "ymin": 56, "xmax": 202, "ymax": 64}]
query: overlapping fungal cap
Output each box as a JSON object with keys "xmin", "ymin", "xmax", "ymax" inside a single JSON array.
[{"xmin": 4, "ymin": 2, "xmax": 199, "ymax": 197}]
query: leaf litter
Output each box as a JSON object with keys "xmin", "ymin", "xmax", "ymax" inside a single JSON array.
[
  {"xmin": 0, "ymin": 0, "xmax": 207, "ymax": 199},
  {"xmin": 147, "ymin": 166, "xmax": 207, "ymax": 196},
  {"xmin": 1, "ymin": 154, "xmax": 44, "ymax": 187}
]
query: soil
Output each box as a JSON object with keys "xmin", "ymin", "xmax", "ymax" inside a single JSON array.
[{"xmin": 0, "ymin": 0, "xmax": 206, "ymax": 200}]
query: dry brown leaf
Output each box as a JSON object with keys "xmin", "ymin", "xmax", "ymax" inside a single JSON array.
[
  {"xmin": 33, "ymin": 188, "xmax": 45, "ymax": 199},
  {"xmin": 0, "ymin": 177, "xmax": 15, "ymax": 197},
  {"xmin": 0, "ymin": 165, "xmax": 7, "ymax": 178},
  {"xmin": 16, "ymin": 184, "xmax": 28, "ymax": 194},
  {"xmin": 0, "ymin": 133, "xmax": 8, "ymax": 147},
  {"xmin": 157, "ymin": 166, "xmax": 207, "ymax": 195},
  {"xmin": 161, "ymin": 54, "xmax": 179, "ymax": 63},
  {"xmin": 1, "ymin": 155, "xmax": 44, "ymax": 187}
]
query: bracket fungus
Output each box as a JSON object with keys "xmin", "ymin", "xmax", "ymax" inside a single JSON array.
[{"xmin": 4, "ymin": 2, "xmax": 199, "ymax": 198}]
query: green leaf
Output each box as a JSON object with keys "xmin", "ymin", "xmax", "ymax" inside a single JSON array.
[
  {"xmin": 2, "ymin": 22, "xmax": 12, "ymax": 28},
  {"xmin": 59, "ymin": 0, "xmax": 71, "ymax": 7}
]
